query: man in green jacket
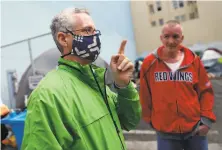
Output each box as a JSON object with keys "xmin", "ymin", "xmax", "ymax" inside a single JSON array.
[{"xmin": 21, "ymin": 7, "xmax": 141, "ymax": 150}]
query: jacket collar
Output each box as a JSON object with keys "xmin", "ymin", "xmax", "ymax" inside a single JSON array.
[
  {"xmin": 153, "ymin": 45, "xmax": 197, "ymax": 67},
  {"xmin": 57, "ymin": 58, "xmax": 107, "ymax": 93}
]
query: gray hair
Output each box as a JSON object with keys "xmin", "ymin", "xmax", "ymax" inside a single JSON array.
[
  {"xmin": 166, "ymin": 20, "xmax": 181, "ymax": 25},
  {"xmin": 50, "ymin": 8, "xmax": 90, "ymax": 53}
]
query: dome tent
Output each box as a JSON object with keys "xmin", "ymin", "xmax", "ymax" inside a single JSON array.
[{"xmin": 15, "ymin": 48, "xmax": 113, "ymax": 109}]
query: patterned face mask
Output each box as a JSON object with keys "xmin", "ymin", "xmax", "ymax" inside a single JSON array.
[{"xmin": 62, "ymin": 30, "xmax": 101, "ymax": 62}]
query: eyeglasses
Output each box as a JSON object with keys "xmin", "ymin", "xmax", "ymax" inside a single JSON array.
[
  {"xmin": 65, "ymin": 27, "xmax": 100, "ymax": 36},
  {"xmin": 75, "ymin": 27, "xmax": 98, "ymax": 35}
]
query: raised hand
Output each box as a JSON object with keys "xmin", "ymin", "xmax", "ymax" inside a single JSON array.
[{"xmin": 110, "ymin": 40, "xmax": 134, "ymax": 87}]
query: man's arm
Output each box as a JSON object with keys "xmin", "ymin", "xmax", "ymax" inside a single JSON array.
[
  {"xmin": 21, "ymin": 88, "xmax": 74, "ymax": 150},
  {"xmin": 107, "ymin": 82, "xmax": 141, "ymax": 131},
  {"xmin": 139, "ymin": 62, "xmax": 152, "ymax": 124},
  {"xmin": 195, "ymin": 58, "xmax": 216, "ymax": 128},
  {"xmin": 107, "ymin": 40, "xmax": 141, "ymax": 131}
]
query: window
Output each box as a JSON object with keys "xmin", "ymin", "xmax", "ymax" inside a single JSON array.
[
  {"xmin": 189, "ymin": 11, "xmax": 199, "ymax": 20},
  {"xmin": 175, "ymin": 14, "xmax": 186, "ymax": 22},
  {"xmin": 151, "ymin": 21, "xmax": 156, "ymax": 27},
  {"xmin": 189, "ymin": 12, "xmax": 195, "ymax": 19},
  {"xmin": 172, "ymin": 0, "xmax": 184, "ymax": 9},
  {"xmin": 187, "ymin": 1, "xmax": 196, "ymax": 5},
  {"xmin": 175, "ymin": 16, "xmax": 180, "ymax": 21},
  {"xmin": 194, "ymin": 8, "xmax": 199, "ymax": 18},
  {"xmin": 156, "ymin": 1, "xmax": 162, "ymax": 11},
  {"xmin": 159, "ymin": 18, "xmax": 164, "ymax": 26},
  {"xmin": 179, "ymin": 1, "xmax": 184, "ymax": 7},
  {"xmin": 149, "ymin": 4, "xmax": 155, "ymax": 14},
  {"xmin": 180, "ymin": 14, "xmax": 186, "ymax": 22},
  {"xmin": 172, "ymin": 0, "xmax": 178, "ymax": 9}
]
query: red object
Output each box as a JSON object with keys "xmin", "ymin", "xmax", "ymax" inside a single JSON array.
[{"xmin": 140, "ymin": 45, "xmax": 216, "ymax": 133}]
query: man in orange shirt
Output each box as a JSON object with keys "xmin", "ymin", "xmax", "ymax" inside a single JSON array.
[{"xmin": 140, "ymin": 20, "xmax": 216, "ymax": 150}]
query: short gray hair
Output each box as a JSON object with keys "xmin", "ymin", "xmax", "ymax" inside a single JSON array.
[
  {"xmin": 50, "ymin": 8, "xmax": 90, "ymax": 53},
  {"xmin": 162, "ymin": 19, "xmax": 183, "ymax": 33},
  {"xmin": 166, "ymin": 20, "xmax": 181, "ymax": 25}
]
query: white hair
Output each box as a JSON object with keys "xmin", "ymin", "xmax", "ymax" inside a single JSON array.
[{"xmin": 50, "ymin": 7, "xmax": 90, "ymax": 52}]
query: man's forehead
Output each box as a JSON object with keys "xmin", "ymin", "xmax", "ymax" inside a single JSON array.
[
  {"xmin": 162, "ymin": 24, "xmax": 182, "ymax": 34},
  {"xmin": 73, "ymin": 13, "xmax": 95, "ymax": 29}
]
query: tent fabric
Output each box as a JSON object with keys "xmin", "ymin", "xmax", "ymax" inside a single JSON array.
[{"xmin": 15, "ymin": 48, "xmax": 113, "ymax": 108}]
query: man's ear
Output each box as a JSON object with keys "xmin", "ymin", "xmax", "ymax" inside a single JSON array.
[
  {"xmin": 181, "ymin": 35, "xmax": 184, "ymax": 42},
  {"xmin": 160, "ymin": 34, "xmax": 163, "ymax": 42},
  {"xmin": 57, "ymin": 32, "xmax": 68, "ymax": 47}
]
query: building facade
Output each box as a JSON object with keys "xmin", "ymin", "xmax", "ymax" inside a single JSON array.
[{"xmin": 130, "ymin": 1, "xmax": 222, "ymax": 55}]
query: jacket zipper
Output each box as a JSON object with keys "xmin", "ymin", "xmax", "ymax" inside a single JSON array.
[
  {"xmin": 155, "ymin": 54, "xmax": 197, "ymax": 135},
  {"xmin": 163, "ymin": 61, "xmax": 192, "ymax": 134},
  {"xmin": 163, "ymin": 62, "xmax": 181, "ymax": 132},
  {"xmin": 173, "ymin": 77, "xmax": 181, "ymax": 134},
  {"xmin": 176, "ymin": 65, "xmax": 191, "ymax": 135},
  {"xmin": 90, "ymin": 66, "xmax": 125, "ymax": 150}
]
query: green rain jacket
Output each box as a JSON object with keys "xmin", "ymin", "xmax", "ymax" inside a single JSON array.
[{"xmin": 21, "ymin": 58, "xmax": 141, "ymax": 150}]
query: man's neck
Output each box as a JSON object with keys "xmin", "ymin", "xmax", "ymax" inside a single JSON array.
[
  {"xmin": 63, "ymin": 55, "xmax": 91, "ymax": 65},
  {"xmin": 162, "ymin": 47, "xmax": 182, "ymax": 63}
]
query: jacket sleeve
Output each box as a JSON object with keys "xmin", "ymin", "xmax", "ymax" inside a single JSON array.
[
  {"xmin": 139, "ymin": 61, "xmax": 152, "ymax": 124},
  {"xmin": 21, "ymin": 88, "xmax": 75, "ymax": 150},
  {"xmin": 107, "ymin": 82, "xmax": 141, "ymax": 131},
  {"xmin": 195, "ymin": 57, "xmax": 216, "ymax": 128}
]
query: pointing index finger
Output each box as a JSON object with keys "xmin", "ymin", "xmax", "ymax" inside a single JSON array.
[{"xmin": 118, "ymin": 40, "xmax": 127, "ymax": 55}]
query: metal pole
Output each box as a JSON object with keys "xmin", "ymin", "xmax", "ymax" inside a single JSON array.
[
  {"xmin": 28, "ymin": 39, "xmax": 35, "ymax": 75},
  {"xmin": 1, "ymin": 32, "xmax": 51, "ymax": 48},
  {"xmin": 1, "ymin": 32, "xmax": 51, "ymax": 76},
  {"xmin": 6, "ymin": 70, "xmax": 16, "ymax": 109}
]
